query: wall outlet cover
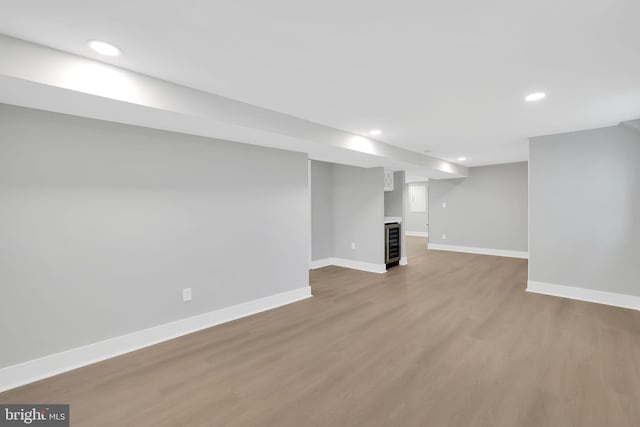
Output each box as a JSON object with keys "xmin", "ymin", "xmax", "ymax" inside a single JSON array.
[
  {"xmin": 351, "ymin": 242, "xmax": 356, "ymax": 250},
  {"xmin": 442, "ymin": 234, "xmax": 447, "ymax": 239},
  {"xmin": 182, "ymin": 288, "xmax": 192, "ymax": 302}
]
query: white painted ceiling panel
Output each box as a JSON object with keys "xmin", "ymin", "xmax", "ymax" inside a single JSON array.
[{"xmin": 1, "ymin": 0, "xmax": 639, "ymax": 166}]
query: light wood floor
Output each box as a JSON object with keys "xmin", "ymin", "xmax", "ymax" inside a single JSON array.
[{"xmin": 2, "ymin": 237, "xmax": 640, "ymax": 426}]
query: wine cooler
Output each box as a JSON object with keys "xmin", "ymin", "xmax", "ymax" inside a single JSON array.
[{"xmin": 385, "ymin": 223, "xmax": 401, "ymax": 265}]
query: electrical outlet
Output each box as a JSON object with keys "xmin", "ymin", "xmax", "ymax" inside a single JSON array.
[
  {"xmin": 442, "ymin": 202, "xmax": 447, "ymax": 208},
  {"xmin": 182, "ymin": 288, "xmax": 192, "ymax": 302},
  {"xmin": 351, "ymin": 242, "xmax": 356, "ymax": 250},
  {"xmin": 442, "ymin": 234, "xmax": 447, "ymax": 240}
]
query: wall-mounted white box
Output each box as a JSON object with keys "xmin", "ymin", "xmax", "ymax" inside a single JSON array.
[{"xmin": 409, "ymin": 184, "xmax": 426, "ymax": 213}]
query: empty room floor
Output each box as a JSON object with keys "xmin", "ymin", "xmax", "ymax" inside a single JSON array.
[{"xmin": 2, "ymin": 237, "xmax": 640, "ymax": 426}]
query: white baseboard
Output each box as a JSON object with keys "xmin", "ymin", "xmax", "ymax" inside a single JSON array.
[
  {"xmin": 0, "ymin": 286, "xmax": 312, "ymax": 393},
  {"xmin": 399, "ymin": 256, "xmax": 408, "ymax": 266},
  {"xmin": 309, "ymin": 257, "xmax": 386, "ymax": 274},
  {"xmin": 427, "ymin": 243, "xmax": 528, "ymax": 259},
  {"xmin": 406, "ymin": 231, "xmax": 428, "ymax": 237},
  {"xmin": 526, "ymin": 280, "xmax": 640, "ymax": 311},
  {"xmin": 309, "ymin": 258, "xmax": 333, "ymax": 269}
]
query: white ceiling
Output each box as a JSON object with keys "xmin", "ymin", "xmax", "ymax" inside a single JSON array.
[{"xmin": 1, "ymin": 0, "xmax": 640, "ymax": 166}]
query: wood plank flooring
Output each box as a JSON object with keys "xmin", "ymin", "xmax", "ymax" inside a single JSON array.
[{"xmin": 2, "ymin": 236, "xmax": 640, "ymax": 426}]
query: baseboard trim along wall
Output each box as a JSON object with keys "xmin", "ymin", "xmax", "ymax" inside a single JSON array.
[
  {"xmin": 309, "ymin": 258, "xmax": 386, "ymax": 274},
  {"xmin": 0, "ymin": 286, "xmax": 312, "ymax": 393},
  {"xmin": 427, "ymin": 243, "xmax": 528, "ymax": 259},
  {"xmin": 526, "ymin": 280, "xmax": 640, "ymax": 311},
  {"xmin": 399, "ymin": 257, "xmax": 408, "ymax": 266},
  {"xmin": 406, "ymin": 231, "xmax": 428, "ymax": 237}
]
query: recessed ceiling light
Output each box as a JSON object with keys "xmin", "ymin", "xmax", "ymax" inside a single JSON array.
[
  {"xmin": 457, "ymin": 157, "xmax": 467, "ymax": 162},
  {"xmin": 369, "ymin": 129, "xmax": 382, "ymax": 136},
  {"xmin": 89, "ymin": 40, "xmax": 121, "ymax": 56},
  {"xmin": 525, "ymin": 92, "xmax": 546, "ymax": 102}
]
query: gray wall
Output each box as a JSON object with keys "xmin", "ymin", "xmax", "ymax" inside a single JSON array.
[
  {"xmin": 0, "ymin": 104, "xmax": 310, "ymax": 368},
  {"xmin": 310, "ymin": 161, "xmax": 334, "ymax": 260},
  {"xmin": 333, "ymin": 165, "xmax": 385, "ymax": 264},
  {"xmin": 383, "ymin": 171, "xmax": 406, "ymax": 259},
  {"xmin": 429, "ymin": 162, "xmax": 528, "ymax": 252},
  {"xmin": 404, "ymin": 182, "xmax": 429, "ymax": 233},
  {"xmin": 529, "ymin": 124, "xmax": 640, "ymax": 295},
  {"xmin": 310, "ymin": 161, "xmax": 385, "ymax": 264}
]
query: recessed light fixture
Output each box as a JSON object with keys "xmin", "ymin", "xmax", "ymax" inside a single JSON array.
[
  {"xmin": 89, "ymin": 40, "xmax": 121, "ymax": 56},
  {"xmin": 457, "ymin": 157, "xmax": 467, "ymax": 162},
  {"xmin": 525, "ymin": 92, "xmax": 546, "ymax": 102},
  {"xmin": 369, "ymin": 129, "xmax": 382, "ymax": 136}
]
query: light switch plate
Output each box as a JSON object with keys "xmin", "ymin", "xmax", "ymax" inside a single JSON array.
[
  {"xmin": 442, "ymin": 202, "xmax": 447, "ymax": 208},
  {"xmin": 182, "ymin": 288, "xmax": 192, "ymax": 302}
]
